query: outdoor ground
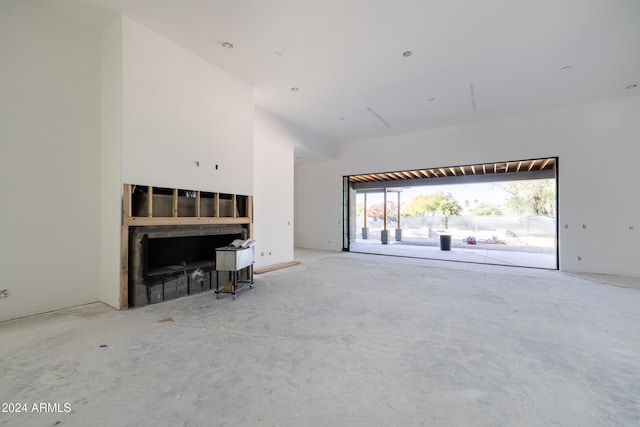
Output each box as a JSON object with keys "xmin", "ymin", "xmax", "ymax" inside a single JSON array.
[
  {"xmin": 362, "ymin": 227, "xmax": 556, "ymax": 254},
  {"xmin": 398, "ymin": 236, "xmax": 556, "ymax": 254}
]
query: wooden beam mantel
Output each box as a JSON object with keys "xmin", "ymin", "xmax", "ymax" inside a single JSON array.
[{"xmin": 124, "ymin": 216, "xmax": 252, "ymax": 227}]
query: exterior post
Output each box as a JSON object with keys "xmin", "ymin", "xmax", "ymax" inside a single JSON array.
[
  {"xmin": 362, "ymin": 193, "xmax": 369, "ymax": 239},
  {"xmin": 395, "ymin": 191, "xmax": 402, "ymax": 241},
  {"xmin": 381, "ymin": 188, "xmax": 389, "ymax": 244}
]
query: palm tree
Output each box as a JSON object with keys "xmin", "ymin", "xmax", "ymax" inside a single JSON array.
[{"xmin": 439, "ymin": 198, "xmax": 462, "ymax": 229}]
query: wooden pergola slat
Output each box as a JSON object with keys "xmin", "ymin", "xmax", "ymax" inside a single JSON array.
[{"xmin": 347, "ymin": 158, "xmax": 555, "ymax": 183}]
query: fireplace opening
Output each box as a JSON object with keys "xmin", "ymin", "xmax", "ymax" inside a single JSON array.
[{"xmin": 143, "ymin": 233, "xmax": 242, "ymax": 279}]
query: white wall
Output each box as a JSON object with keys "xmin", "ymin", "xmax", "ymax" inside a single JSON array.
[
  {"xmin": 121, "ymin": 17, "xmax": 254, "ymax": 196},
  {"xmin": 295, "ymin": 95, "xmax": 640, "ymax": 277},
  {"xmin": 99, "ymin": 17, "xmax": 123, "ymax": 309},
  {"xmin": 0, "ymin": 0, "xmax": 102, "ymax": 321},
  {"xmin": 0, "ymin": 9, "xmax": 280, "ymax": 321},
  {"xmin": 253, "ymin": 109, "xmax": 295, "ymax": 269},
  {"xmin": 294, "ymin": 163, "xmax": 345, "ymax": 251}
]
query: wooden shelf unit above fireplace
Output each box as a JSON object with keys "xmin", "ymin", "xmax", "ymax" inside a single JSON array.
[
  {"xmin": 120, "ymin": 184, "xmax": 253, "ymax": 310},
  {"xmin": 123, "ymin": 184, "xmax": 253, "ymax": 227}
]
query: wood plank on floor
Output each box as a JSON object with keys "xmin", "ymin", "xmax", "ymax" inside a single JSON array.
[{"xmin": 254, "ymin": 261, "xmax": 300, "ymax": 274}]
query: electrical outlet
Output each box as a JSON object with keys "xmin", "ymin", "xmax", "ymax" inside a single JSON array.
[{"xmin": 0, "ymin": 289, "xmax": 8, "ymax": 298}]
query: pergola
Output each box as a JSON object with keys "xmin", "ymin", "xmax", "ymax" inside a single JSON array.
[{"xmin": 349, "ymin": 157, "xmax": 557, "ymax": 244}]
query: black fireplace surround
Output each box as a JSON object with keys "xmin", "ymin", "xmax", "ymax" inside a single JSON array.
[{"xmin": 129, "ymin": 224, "xmax": 246, "ymax": 306}]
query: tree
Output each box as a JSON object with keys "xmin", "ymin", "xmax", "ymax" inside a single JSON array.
[
  {"xmin": 404, "ymin": 193, "xmax": 445, "ymax": 223},
  {"xmin": 497, "ymin": 180, "xmax": 556, "ymax": 215},
  {"xmin": 470, "ymin": 202, "xmax": 503, "ymax": 216},
  {"xmin": 368, "ymin": 201, "xmax": 398, "ymax": 222},
  {"xmin": 367, "ymin": 203, "xmax": 384, "ymax": 218},
  {"xmin": 439, "ymin": 197, "xmax": 462, "ymax": 229}
]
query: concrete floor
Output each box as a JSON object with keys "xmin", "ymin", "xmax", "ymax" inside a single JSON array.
[{"xmin": 1, "ymin": 250, "xmax": 640, "ymax": 426}]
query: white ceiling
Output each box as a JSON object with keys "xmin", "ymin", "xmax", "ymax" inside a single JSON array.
[{"xmin": 41, "ymin": 0, "xmax": 640, "ymax": 161}]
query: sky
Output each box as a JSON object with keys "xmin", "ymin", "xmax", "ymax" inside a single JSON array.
[{"xmin": 356, "ymin": 182, "xmax": 512, "ymax": 212}]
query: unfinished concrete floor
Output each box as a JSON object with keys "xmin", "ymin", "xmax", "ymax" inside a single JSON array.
[{"xmin": 2, "ymin": 250, "xmax": 640, "ymax": 427}]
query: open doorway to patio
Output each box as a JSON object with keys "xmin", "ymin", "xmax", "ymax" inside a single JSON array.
[{"xmin": 343, "ymin": 158, "xmax": 558, "ymax": 269}]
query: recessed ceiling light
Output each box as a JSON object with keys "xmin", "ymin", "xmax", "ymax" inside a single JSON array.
[
  {"xmin": 403, "ymin": 51, "xmax": 413, "ymax": 57},
  {"xmin": 560, "ymin": 65, "xmax": 572, "ymax": 71},
  {"xmin": 427, "ymin": 97, "xmax": 435, "ymax": 102},
  {"xmin": 221, "ymin": 41, "xmax": 234, "ymax": 49},
  {"xmin": 626, "ymin": 84, "xmax": 638, "ymax": 90},
  {"xmin": 291, "ymin": 87, "xmax": 299, "ymax": 92}
]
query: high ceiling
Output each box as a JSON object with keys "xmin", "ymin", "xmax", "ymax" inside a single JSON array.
[{"xmin": 40, "ymin": 0, "xmax": 640, "ymax": 161}]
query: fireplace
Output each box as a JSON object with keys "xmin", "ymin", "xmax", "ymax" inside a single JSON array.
[
  {"xmin": 128, "ymin": 224, "xmax": 246, "ymax": 306},
  {"xmin": 120, "ymin": 184, "xmax": 254, "ymax": 310}
]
